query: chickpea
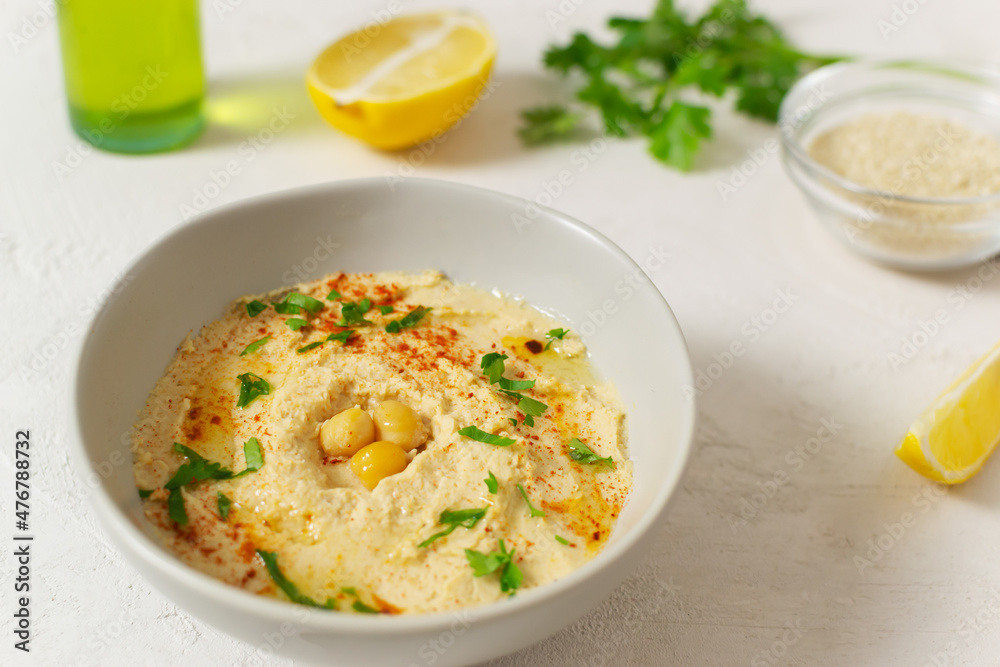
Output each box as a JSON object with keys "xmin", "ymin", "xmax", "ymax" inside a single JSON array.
[
  {"xmin": 372, "ymin": 400, "xmax": 425, "ymax": 452},
  {"xmin": 320, "ymin": 407, "xmax": 375, "ymax": 457},
  {"xmin": 350, "ymin": 440, "xmax": 408, "ymax": 490}
]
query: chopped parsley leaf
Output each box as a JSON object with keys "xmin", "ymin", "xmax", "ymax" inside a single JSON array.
[
  {"xmin": 326, "ymin": 289, "xmax": 343, "ymax": 301},
  {"xmin": 296, "ymin": 341, "xmax": 324, "ymax": 354},
  {"xmin": 163, "ymin": 440, "xmax": 264, "ymax": 524},
  {"xmin": 497, "ymin": 377, "xmax": 535, "ymax": 391},
  {"xmin": 236, "ymin": 437, "xmax": 265, "ymax": 475},
  {"xmin": 337, "ymin": 301, "xmax": 373, "ymax": 326},
  {"xmin": 257, "ymin": 550, "xmax": 335, "ymax": 609},
  {"xmin": 555, "ymin": 535, "xmax": 570, "ymax": 545},
  {"xmin": 240, "ymin": 335, "xmax": 270, "ymax": 356},
  {"xmin": 167, "ymin": 443, "xmax": 234, "ymax": 489},
  {"xmin": 352, "ymin": 600, "xmax": 380, "ymax": 614},
  {"xmin": 326, "ymin": 330, "xmax": 354, "ymax": 344},
  {"xmin": 418, "ymin": 508, "xmax": 488, "ymax": 548},
  {"xmin": 479, "ymin": 353, "xmax": 548, "ymax": 425},
  {"xmin": 376, "ymin": 305, "xmax": 394, "ymax": 315},
  {"xmin": 340, "ymin": 586, "xmax": 357, "ymax": 596},
  {"xmin": 245, "ymin": 300, "xmax": 268, "ymax": 317},
  {"xmin": 484, "ymin": 471, "xmax": 499, "ymax": 494},
  {"xmin": 480, "ymin": 353, "xmax": 509, "ymax": 384},
  {"xmin": 544, "ymin": 328, "xmax": 569, "ymax": 350},
  {"xmin": 286, "ymin": 317, "xmax": 309, "ymax": 331},
  {"xmin": 458, "ymin": 426, "xmax": 515, "ymax": 447},
  {"xmin": 498, "ymin": 391, "xmax": 548, "ymax": 426},
  {"xmin": 567, "ymin": 438, "xmax": 616, "ymax": 469},
  {"xmin": 274, "ymin": 292, "xmax": 325, "ymax": 315},
  {"xmin": 236, "ymin": 372, "xmax": 271, "ymax": 408},
  {"xmin": 217, "ymin": 492, "xmax": 232, "ymax": 519},
  {"xmin": 517, "ymin": 483, "xmax": 546, "ymax": 517},
  {"xmin": 508, "ymin": 417, "xmax": 518, "ymax": 427},
  {"xmin": 385, "ymin": 306, "xmax": 432, "ymax": 333},
  {"xmin": 465, "ymin": 539, "xmax": 522, "ymax": 593},
  {"xmin": 167, "ymin": 488, "xmax": 187, "ymax": 524},
  {"xmin": 138, "ymin": 489, "xmax": 153, "ymax": 499}
]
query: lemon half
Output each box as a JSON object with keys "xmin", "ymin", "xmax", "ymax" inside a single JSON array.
[
  {"xmin": 307, "ymin": 11, "xmax": 496, "ymax": 150},
  {"xmin": 896, "ymin": 339, "xmax": 1000, "ymax": 484}
]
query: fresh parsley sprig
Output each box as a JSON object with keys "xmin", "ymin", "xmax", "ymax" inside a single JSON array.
[
  {"xmin": 519, "ymin": 0, "xmax": 843, "ymax": 170},
  {"xmin": 567, "ymin": 438, "xmax": 616, "ymax": 469},
  {"xmin": 418, "ymin": 508, "xmax": 488, "ymax": 548},
  {"xmin": 465, "ymin": 539, "xmax": 523, "ymax": 594}
]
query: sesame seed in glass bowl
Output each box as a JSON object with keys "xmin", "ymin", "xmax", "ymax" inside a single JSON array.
[{"xmin": 779, "ymin": 59, "xmax": 1000, "ymax": 271}]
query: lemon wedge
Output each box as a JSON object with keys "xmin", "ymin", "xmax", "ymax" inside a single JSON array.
[
  {"xmin": 306, "ymin": 11, "xmax": 496, "ymax": 150},
  {"xmin": 896, "ymin": 339, "xmax": 1000, "ymax": 483}
]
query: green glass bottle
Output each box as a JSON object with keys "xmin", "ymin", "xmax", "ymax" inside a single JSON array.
[{"xmin": 57, "ymin": 0, "xmax": 206, "ymax": 154}]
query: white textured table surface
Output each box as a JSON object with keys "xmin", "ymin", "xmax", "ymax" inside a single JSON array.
[{"xmin": 4, "ymin": 0, "xmax": 1000, "ymax": 665}]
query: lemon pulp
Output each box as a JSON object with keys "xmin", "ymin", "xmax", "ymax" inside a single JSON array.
[
  {"xmin": 306, "ymin": 12, "xmax": 496, "ymax": 150},
  {"xmin": 896, "ymin": 339, "xmax": 1000, "ymax": 484}
]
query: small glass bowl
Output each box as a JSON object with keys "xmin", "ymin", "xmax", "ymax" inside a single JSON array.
[{"xmin": 779, "ymin": 59, "xmax": 1000, "ymax": 271}]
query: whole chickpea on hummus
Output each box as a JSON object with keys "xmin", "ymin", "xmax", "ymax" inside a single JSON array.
[{"xmin": 131, "ymin": 270, "xmax": 631, "ymax": 614}]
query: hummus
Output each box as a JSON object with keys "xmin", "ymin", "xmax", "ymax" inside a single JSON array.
[{"xmin": 132, "ymin": 270, "xmax": 631, "ymax": 613}]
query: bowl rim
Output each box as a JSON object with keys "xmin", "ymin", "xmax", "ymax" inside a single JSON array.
[
  {"xmin": 71, "ymin": 176, "xmax": 696, "ymax": 634},
  {"xmin": 779, "ymin": 57, "xmax": 1000, "ymax": 211}
]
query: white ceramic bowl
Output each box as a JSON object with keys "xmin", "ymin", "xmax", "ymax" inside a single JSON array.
[{"xmin": 72, "ymin": 178, "xmax": 695, "ymax": 666}]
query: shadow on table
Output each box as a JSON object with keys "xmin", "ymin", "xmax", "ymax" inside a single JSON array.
[
  {"xmin": 185, "ymin": 69, "xmax": 575, "ymax": 169},
  {"xmin": 184, "ymin": 70, "xmax": 325, "ymax": 151}
]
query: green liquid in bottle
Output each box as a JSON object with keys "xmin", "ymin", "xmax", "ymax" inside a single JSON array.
[{"xmin": 57, "ymin": 0, "xmax": 206, "ymax": 154}]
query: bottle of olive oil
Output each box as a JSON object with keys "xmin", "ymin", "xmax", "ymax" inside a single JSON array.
[{"xmin": 57, "ymin": 0, "xmax": 205, "ymax": 153}]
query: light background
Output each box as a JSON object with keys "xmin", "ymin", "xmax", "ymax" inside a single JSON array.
[{"xmin": 3, "ymin": 0, "xmax": 1000, "ymax": 665}]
